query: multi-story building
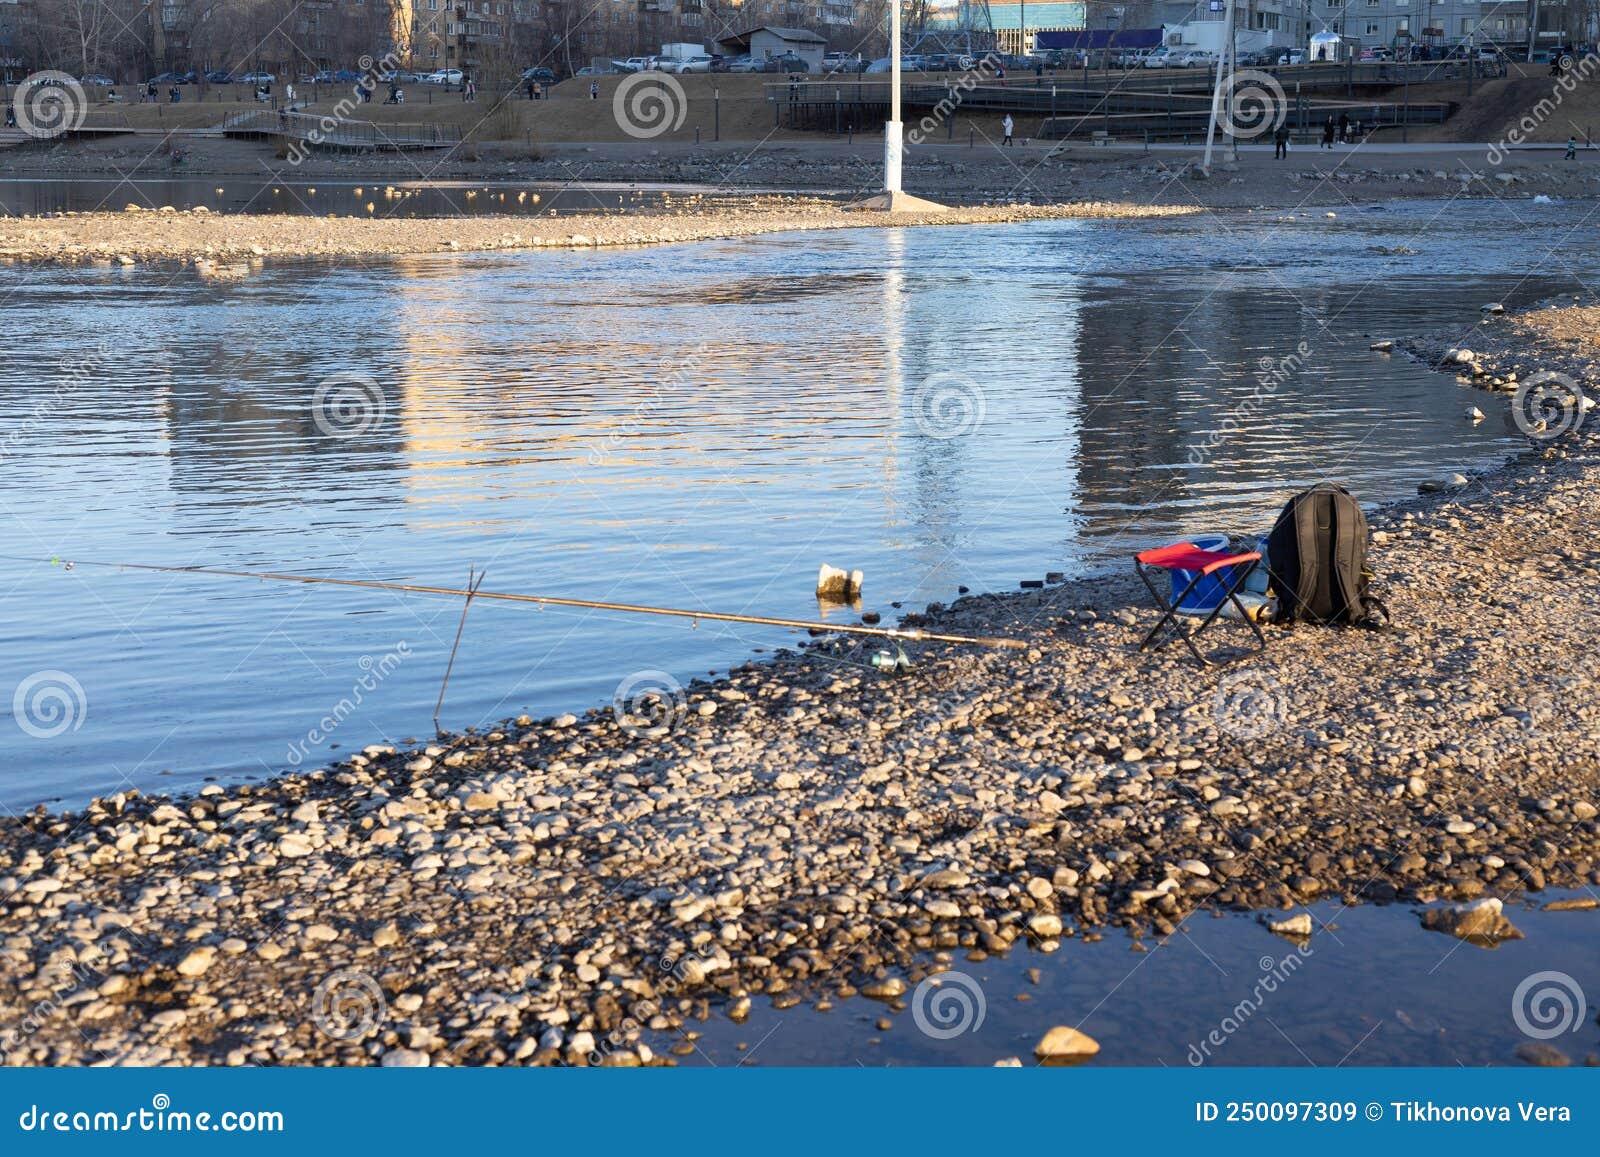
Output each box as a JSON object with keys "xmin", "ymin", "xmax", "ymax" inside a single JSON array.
[
  {"xmin": 1171, "ymin": 0, "xmax": 1552, "ymax": 53},
  {"xmin": 1302, "ymin": 0, "xmax": 1531, "ymax": 52},
  {"xmin": 990, "ymin": 1, "xmax": 1087, "ymax": 53},
  {"xmin": 0, "ymin": 0, "xmax": 21, "ymax": 82}
]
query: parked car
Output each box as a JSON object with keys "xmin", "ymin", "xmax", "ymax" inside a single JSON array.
[
  {"xmin": 239, "ymin": 71, "xmax": 276, "ymax": 84},
  {"xmin": 79, "ymin": 73, "xmax": 116, "ymax": 86},
  {"xmin": 1142, "ymin": 47, "xmax": 1178, "ymax": 68},
  {"xmin": 656, "ymin": 55, "xmax": 708, "ymax": 73},
  {"xmin": 423, "ymin": 68, "xmax": 463, "ymax": 85},
  {"xmin": 619, "ymin": 56, "xmax": 656, "ymax": 72},
  {"xmin": 762, "ymin": 53, "xmax": 811, "ymax": 73},
  {"xmin": 724, "ymin": 55, "xmax": 764, "ymax": 72},
  {"xmin": 1175, "ymin": 49, "xmax": 1219, "ymax": 68},
  {"xmin": 203, "ymin": 70, "xmax": 236, "ymax": 84},
  {"xmin": 520, "ymin": 66, "xmax": 557, "ymax": 83},
  {"xmin": 822, "ymin": 51, "xmax": 866, "ymax": 73}
]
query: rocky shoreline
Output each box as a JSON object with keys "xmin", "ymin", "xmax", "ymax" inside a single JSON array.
[
  {"xmin": 6, "ymin": 136, "xmax": 1599, "ymax": 211},
  {"xmin": 0, "ymin": 197, "xmax": 1191, "ymax": 268},
  {"xmin": 2, "ymin": 302, "xmax": 1598, "ymax": 1068}
]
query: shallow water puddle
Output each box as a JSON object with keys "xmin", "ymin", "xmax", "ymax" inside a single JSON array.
[{"xmin": 665, "ymin": 895, "xmax": 1599, "ymax": 1066}]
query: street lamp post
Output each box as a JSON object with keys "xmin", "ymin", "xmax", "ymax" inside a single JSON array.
[
  {"xmin": 1203, "ymin": 0, "xmax": 1238, "ymax": 172},
  {"xmin": 862, "ymin": 0, "xmax": 946, "ymax": 211}
]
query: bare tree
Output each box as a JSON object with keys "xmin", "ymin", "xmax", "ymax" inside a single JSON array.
[{"xmin": 20, "ymin": 0, "xmax": 146, "ymax": 76}]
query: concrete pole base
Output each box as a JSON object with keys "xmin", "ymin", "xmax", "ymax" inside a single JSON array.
[{"xmin": 855, "ymin": 191, "xmax": 950, "ymax": 213}]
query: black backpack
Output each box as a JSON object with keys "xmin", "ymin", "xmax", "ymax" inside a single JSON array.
[{"xmin": 1266, "ymin": 483, "xmax": 1389, "ymax": 627}]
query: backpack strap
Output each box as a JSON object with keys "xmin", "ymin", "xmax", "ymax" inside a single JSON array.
[
  {"xmin": 1293, "ymin": 487, "xmax": 1326, "ymax": 620},
  {"xmin": 1354, "ymin": 592, "xmax": 1392, "ymax": 631},
  {"xmin": 1331, "ymin": 493, "xmax": 1363, "ymax": 622}
]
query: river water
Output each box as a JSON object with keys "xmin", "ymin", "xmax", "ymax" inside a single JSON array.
[
  {"xmin": 0, "ymin": 177, "xmax": 792, "ymax": 218},
  {"xmin": 0, "ymin": 198, "xmax": 1591, "ymax": 810}
]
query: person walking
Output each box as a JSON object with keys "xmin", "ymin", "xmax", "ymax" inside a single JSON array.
[
  {"xmin": 589, "ymin": 80, "xmax": 599, "ymax": 100},
  {"xmin": 1273, "ymin": 121, "xmax": 1289, "ymax": 159},
  {"xmin": 527, "ymin": 79, "xmax": 537, "ymax": 101},
  {"xmin": 1567, "ymin": 135, "xmax": 1579, "ymax": 160},
  {"xmin": 1337, "ymin": 111, "xmax": 1349, "ymax": 143},
  {"xmin": 1321, "ymin": 115, "xmax": 1335, "ymax": 149},
  {"xmin": 1002, "ymin": 113, "xmax": 1014, "ymax": 146}
]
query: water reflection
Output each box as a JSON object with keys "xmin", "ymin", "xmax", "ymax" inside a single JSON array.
[{"xmin": 0, "ymin": 204, "xmax": 1585, "ymax": 806}]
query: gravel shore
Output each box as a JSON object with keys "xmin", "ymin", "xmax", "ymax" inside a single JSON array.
[
  {"xmin": 0, "ymin": 197, "xmax": 1191, "ymax": 267},
  {"xmin": 2, "ymin": 301, "xmax": 1598, "ymax": 1068},
  {"xmin": 7, "ymin": 135, "xmax": 1598, "ymax": 210}
]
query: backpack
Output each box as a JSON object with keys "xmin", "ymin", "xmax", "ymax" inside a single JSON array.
[{"xmin": 1265, "ymin": 483, "xmax": 1389, "ymax": 627}]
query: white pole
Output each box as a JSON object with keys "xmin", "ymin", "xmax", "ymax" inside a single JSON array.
[
  {"xmin": 1224, "ymin": 3, "xmax": 1238, "ymax": 161},
  {"xmin": 1202, "ymin": 0, "xmax": 1236, "ymax": 173},
  {"xmin": 886, "ymin": 0, "xmax": 903, "ymax": 194}
]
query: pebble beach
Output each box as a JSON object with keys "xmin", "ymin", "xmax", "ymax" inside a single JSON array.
[
  {"xmin": 2, "ymin": 294, "xmax": 1598, "ymax": 1068},
  {"xmin": 0, "ymin": 198, "xmax": 1193, "ymax": 267}
]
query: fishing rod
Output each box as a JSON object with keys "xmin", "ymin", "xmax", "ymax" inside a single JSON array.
[{"xmin": 11, "ymin": 555, "xmax": 1029, "ymax": 650}]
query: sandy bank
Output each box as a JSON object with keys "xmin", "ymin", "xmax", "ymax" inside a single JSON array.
[{"xmin": 0, "ymin": 197, "xmax": 1194, "ymax": 267}]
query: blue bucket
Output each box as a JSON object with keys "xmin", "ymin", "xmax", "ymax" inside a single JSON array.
[
  {"xmin": 1172, "ymin": 533, "xmax": 1234, "ymax": 614},
  {"xmin": 1243, "ymin": 536, "xmax": 1272, "ymax": 595}
]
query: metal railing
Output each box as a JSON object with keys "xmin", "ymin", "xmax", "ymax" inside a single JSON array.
[{"xmin": 220, "ymin": 109, "xmax": 461, "ymax": 149}]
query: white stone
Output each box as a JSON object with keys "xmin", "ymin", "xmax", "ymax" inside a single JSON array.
[{"xmin": 381, "ymin": 1048, "xmax": 430, "ymax": 1067}]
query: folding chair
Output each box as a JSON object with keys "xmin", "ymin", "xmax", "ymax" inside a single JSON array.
[{"xmin": 1133, "ymin": 542, "xmax": 1267, "ymax": 666}]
